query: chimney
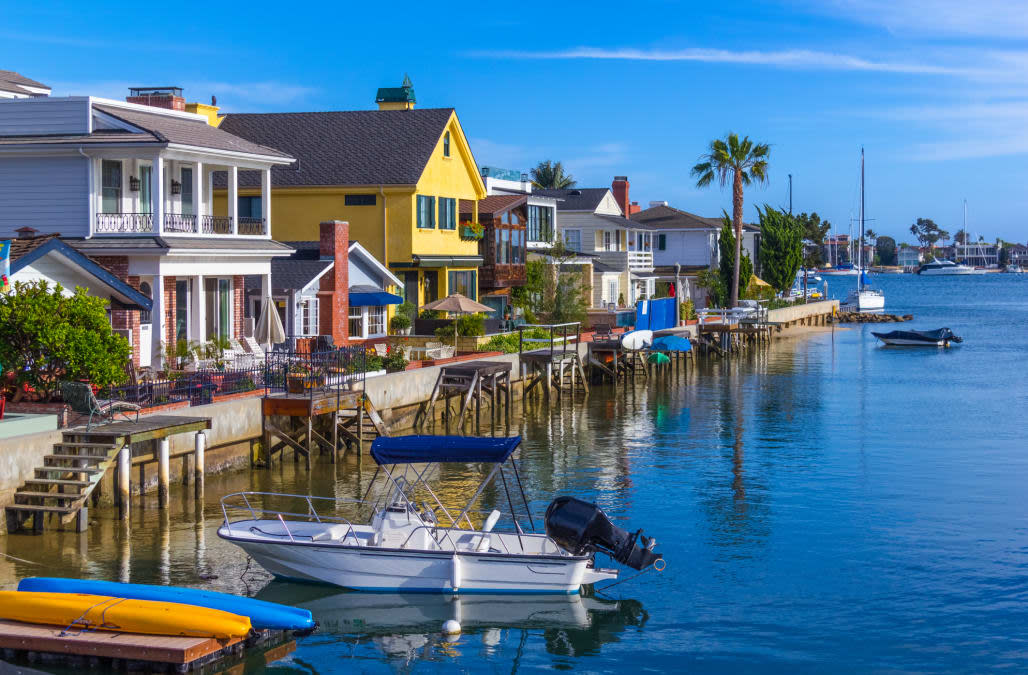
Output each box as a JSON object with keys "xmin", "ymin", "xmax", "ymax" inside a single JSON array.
[
  {"xmin": 319, "ymin": 220, "xmax": 350, "ymax": 346},
  {"xmin": 612, "ymin": 176, "xmax": 630, "ymax": 216},
  {"xmin": 126, "ymin": 86, "xmax": 185, "ymax": 111},
  {"xmin": 629, "ymin": 201, "xmax": 641, "ymax": 216},
  {"xmin": 15, "ymin": 226, "xmax": 38, "ymax": 239}
]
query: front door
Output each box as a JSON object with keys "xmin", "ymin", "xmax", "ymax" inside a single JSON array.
[
  {"xmin": 403, "ymin": 271, "xmax": 418, "ymax": 306},
  {"xmin": 423, "ymin": 271, "xmax": 439, "ymax": 304}
]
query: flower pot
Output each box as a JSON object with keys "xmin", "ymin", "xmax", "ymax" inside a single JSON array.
[{"xmin": 286, "ymin": 375, "xmax": 305, "ymax": 394}]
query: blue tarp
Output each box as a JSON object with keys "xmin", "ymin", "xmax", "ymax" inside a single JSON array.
[
  {"xmin": 371, "ymin": 435, "xmax": 522, "ymax": 465},
  {"xmin": 350, "ymin": 290, "xmax": 404, "ymax": 306},
  {"xmin": 652, "ymin": 335, "xmax": 692, "ymax": 352},
  {"xmin": 635, "ymin": 297, "xmax": 677, "ymax": 331}
]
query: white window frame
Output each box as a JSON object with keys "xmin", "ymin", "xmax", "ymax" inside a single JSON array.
[
  {"xmin": 349, "ymin": 305, "xmax": 365, "ymax": 339},
  {"xmin": 367, "ymin": 306, "xmax": 386, "ymax": 337},
  {"xmin": 603, "ymin": 230, "xmax": 614, "ymax": 251}
]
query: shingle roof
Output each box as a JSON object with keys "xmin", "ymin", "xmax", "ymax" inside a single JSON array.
[
  {"xmin": 533, "ymin": 187, "xmax": 611, "ymax": 212},
  {"xmin": 8, "ymin": 233, "xmax": 61, "ymax": 261},
  {"xmin": 595, "ymin": 213, "xmax": 656, "ymax": 230},
  {"xmin": 631, "ymin": 204, "xmax": 722, "ymax": 230},
  {"xmin": 0, "ymin": 70, "xmax": 49, "ymax": 95},
  {"xmin": 216, "ymin": 108, "xmax": 456, "ymax": 188},
  {"xmin": 94, "ymin": 105, "xmax": 292, "ymax": 159},
  {"xmin": 459, "ymin": 194, "xmax": 525, "ymax": 217}
]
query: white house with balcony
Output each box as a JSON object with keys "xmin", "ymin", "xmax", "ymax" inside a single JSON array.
[
  {"xmin": 0, "ymin": 91, "xmax": 296, "ymax": 369},
  {"xmin": 479, "ymin": 166, "xmax": 558, "ymax": 250},
  {"xmin": 536, "ymin": 187, "xmax": 657, "ymax": 306}
]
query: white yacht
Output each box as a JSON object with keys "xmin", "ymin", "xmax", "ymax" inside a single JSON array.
[
  {"xmin": 218, "ymin": 435, "xmax": 663, "ymax": 594},
  {"xmin": 917, "ymin": 258, "xmax": 975, "ymax": 275}
]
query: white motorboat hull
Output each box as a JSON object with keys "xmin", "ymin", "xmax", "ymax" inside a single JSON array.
[
  {"xmin": 219, "ymin": 521, "xmax": 609, "ymax": 594},
  {"xmin": 843, "ymin": 289, "xmax": 885, "ymax": 311},
  {"xmin": 820, "ymin": 269, "xmax": 859, "ymax": 276},
  {"xmin": 919, "ymin": 266, "xmax": 975, "ymax": 275},
  {"xmin": 876, "ymin": 337, "xmax": 946, "ymax": 346}
]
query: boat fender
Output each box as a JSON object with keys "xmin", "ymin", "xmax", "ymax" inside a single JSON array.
[
  {"xmin": 442, "ymin": 619, "xmax": 461, "ymax": 635},
  {"xmin": 451, "ymin": 554, "xmax": 461, "ymax": 592}
]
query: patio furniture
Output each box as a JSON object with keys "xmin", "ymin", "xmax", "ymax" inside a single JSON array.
[
  {"xmin": 373, "ymin": 343, "xmax": 388, "ymax": 357},
  {"xmin": 60, "ymin": 381, "xmax": 141, "ymax": 431},
  {"xmin": 593, "ymin": 323, "xmax": 613, "ymax": 341}
]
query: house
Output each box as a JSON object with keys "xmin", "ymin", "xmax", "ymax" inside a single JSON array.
[
  {"xmin": 1008, "ymin": 243, "xmax": 1028, "ymax": 266},
  {"xmin": 479, "ymin": 166, "xmax": 558, "ymax": 250},
  {"xmin": 215, "ymin": 77, "xmax": 487, "ymax": 313},
  {"xmin": 244, "ymin": 220, "xmax": 403, "ymax": 343},
  {"xmin": 897, "ymin": 246, "xmax": 921, "ymax": 270},
  {"xmin": 823, "ymin": 234, "xmax": 852, "ymax": 267},
  {"xmin": 0, "ymin": 86, "xmax": 296, "ymax": 368},
  {"xmin": 953, "ymin": 241, "xmax": 998, "ymax": 267},
  {"xmin": 0, "ymin": 71, "xmax": 50, "ymax": 99},
  {"xmin": 538, "ymin": 177, "xmax": 658, "ymax": 307},
  {"xmin": 459, "ymin": 195, "xmax": 527, "ymax": 317}
]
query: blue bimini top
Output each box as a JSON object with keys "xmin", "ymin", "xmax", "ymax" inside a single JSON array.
[{"xmin": 370, "ymin": 435, "xmax": 522, "ymax": 465}]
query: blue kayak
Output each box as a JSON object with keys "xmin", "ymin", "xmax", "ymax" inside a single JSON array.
[{"xmin": 18, "ymin": 577, "xmax": 315, "ymax": 632}]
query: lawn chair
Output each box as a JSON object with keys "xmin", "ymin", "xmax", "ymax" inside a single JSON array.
[
  {"xmin": 61, "ymin": 381, "xmax": 141, "ymax": 431},
  {"xmin": 593, "ymin": 322, "xmax": 613, "ymax": 341}
]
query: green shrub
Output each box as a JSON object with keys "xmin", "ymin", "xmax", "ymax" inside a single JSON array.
[
  {"xmin": 397, "ymin": 301, "xmax": 416, "ymax": 321},
  {"xmin": 434, "ymin": 312, "xmax": 486, "ymax": 339},
  {"xmin": 477, "ymin": 328, "xmax": 553, "ymax": 354},
  {"xmin": 384, "ymin": 347, "xmax": 408, "ymax": 372},
  {"xmin": 680, "ymin": 299, "xmax": 697, "ymax": 321},
  {"xmin": 365, "ymin": 353, "xmax": 384, "ymax": 372},
  {"xmin": 418, "ymin": 308, "xmax": 440, "ymax": 319},
  {"xmin": 389, "ymin": 313, "xmax": 411, "ymax": 333},
  {"xmin": 0, "ymin": 280, "xmax": 130, "ymax": 401}
]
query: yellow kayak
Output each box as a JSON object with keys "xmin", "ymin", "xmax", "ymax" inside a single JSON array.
[{"xmin": 0, "ymin": 592, "xmax": 251, "ymax": 639}]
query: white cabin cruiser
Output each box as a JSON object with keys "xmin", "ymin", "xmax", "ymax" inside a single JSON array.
[
  {"xmin": 218, "ymin": 435, "xmax": 663, "ymax": 594},
  {"xmin": 917, "ymin": 258, "xmax": 975, "ymax": 275}
]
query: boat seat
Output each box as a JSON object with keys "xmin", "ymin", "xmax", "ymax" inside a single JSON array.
[
  {"xmin": 311, "ymin": 524, "xmax": 353, "ymax": 544},
  {"xmin": 473, "ymin": 510, "xmax": 501, "ymax": 553}
]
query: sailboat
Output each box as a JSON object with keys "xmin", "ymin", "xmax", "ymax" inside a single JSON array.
[{"xmin": 843, "ymin": 148, "xmax": 885, "ymax": 311}]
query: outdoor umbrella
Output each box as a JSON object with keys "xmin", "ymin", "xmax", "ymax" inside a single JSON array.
[
  {"xmin": 255, "ymin": 297, "xmax": 285, "ymax": 350},
  {"xmin": 420, "ymin": 293, "xmax": 494, "ymax": 346}
]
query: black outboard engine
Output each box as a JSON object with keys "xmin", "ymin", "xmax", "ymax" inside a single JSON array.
[{"xmin": 544, "ymin": 496, "xmax": 662, "ymax": 570}]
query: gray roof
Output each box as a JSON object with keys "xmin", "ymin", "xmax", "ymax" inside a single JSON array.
[
  {"xmin": 591, "ymin": 260, "xmax": 619, "ymax": 273},
  {"xmin": 632, "ymin": 204, "xmax": 722, "ymax": 230},
  {"xmin": 0, "ymin": 70, "xmax": 49, "ymax": 95},
  {"xmin": 594, "ymin": 213, "xmax": 656, "ymax": 230},
  {"xmin": 68, "ymin": 236, "xmax": 294, "ymax": 253},
  {"xmin": 95, "ymin": 105, "xmax": 292, "ymax": 159},
  {"xmin": 216, "ymin": 108, "xmax": 456, "ymax": 188},
  {"xmin": 534, "ymin": 188, "xmax": 611, "ymax": 212}
]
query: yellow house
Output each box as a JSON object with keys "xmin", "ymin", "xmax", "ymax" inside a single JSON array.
[{"xmin": 214, "ymin": 78, "xmax": 486, "ymax": 310}]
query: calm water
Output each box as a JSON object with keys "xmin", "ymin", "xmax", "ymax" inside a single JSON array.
[{"xmin": 2, "ymin": 273, "xmax": 1027, "ymax": 672}]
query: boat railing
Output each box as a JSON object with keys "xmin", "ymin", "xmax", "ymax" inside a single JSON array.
[
  {"xmin": 399, "ymin": 523, "xmax": 569, "ymax": 556},
  {"xmin": 220, "ymin": 491, "xmax": 366, "ymax": 544}
]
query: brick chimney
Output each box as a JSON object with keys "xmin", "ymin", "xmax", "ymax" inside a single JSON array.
[
  {"xmin": 126, "ymin": 86, "xmax": 186, "ymax": 111},
  {"xmin": 612, "ymin": 176, "xmax": 630, "ymax": 216},
  {"xmin": 318, "ymin": 220, "xmax": 350, "ymax": 346},
  {"xmin": 15, "ymin": 226, "xmax": 39, "ymax": 239}
]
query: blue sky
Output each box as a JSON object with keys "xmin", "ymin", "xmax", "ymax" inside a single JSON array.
[{"xmin": 4, "ymin": 0, "xmax": 1028, "ymax": 243}]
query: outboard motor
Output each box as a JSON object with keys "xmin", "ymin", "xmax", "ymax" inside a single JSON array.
[{"xmin": 544, "ymin": 496, "xmax": 662, "ymax": 570}]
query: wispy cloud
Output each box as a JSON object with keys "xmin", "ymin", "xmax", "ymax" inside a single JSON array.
[
  {"xmin": 885, "ymin": 100, "xmax": 1028, "ymax": 160},
  {"xmin": 470, "ymin": 46, "xmax": 969, "ymax": 76},
  {"xmin": 817, "ymin": 0, "xmax": 1028, "ymax": 39}
]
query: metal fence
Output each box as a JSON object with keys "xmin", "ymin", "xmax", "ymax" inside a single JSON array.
[{"xmin": 100, "ymin": 346, "xmax": 368, "ymax": 410}]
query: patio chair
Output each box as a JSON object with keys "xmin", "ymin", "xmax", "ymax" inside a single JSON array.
[
  {"xmin": 593, "ymin": 323, "xmax": 613, "ymax": 341},
  {"xmin": 373, "ymin": 343, "xmax": 388, "ymax": 357},
  {"xmin": 61, "ymin": 381, "xmax": 140, "ymax": 431}
]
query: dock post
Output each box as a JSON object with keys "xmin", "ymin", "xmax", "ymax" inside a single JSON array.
[
  {"xmin": 157, "ymin": 438, "xmax": 170, "ymax": 509},
  {"xmin": 194, "ymin": 432, "xmax": 205, "ymax": 501},
  {"xmin": 118, "ymin": 446, "xmax": 130, "ymax": 520},
  {"xmin": 181, "ymin": 454, "xmax": 190, "ymax": 486}
]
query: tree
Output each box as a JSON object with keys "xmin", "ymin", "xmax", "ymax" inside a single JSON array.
[
  {"xmin": 876, "ymin": 235, "xmax": 898, "ymax": 266},
  {"xmin": 0, "ymin": 280, "xmax": 130, "ymax": 401},
  {"xmin": 692, "ymin": 133, "xmax": 769, "ymax": 307},
  {"xmin": 954, "ymin": 229, "xmax": 969, "ymax": 245},
  {"xmin": 757, "ymin": 206, "xmax": 802, "ymax": 295},
  {"xmin": 909, "ymin": 217, "xmax": 946, "ymax": 251},
  {"xmin": 699, "ymin": 216, "xmax": 754, "ymax": 307},
  {"xmin": 530, "ymin": 160, "xmax": 576, "ymax": 189},
  {"xmin": 794, "ymin": 211, "xmax": 831, "ymax": 268}
]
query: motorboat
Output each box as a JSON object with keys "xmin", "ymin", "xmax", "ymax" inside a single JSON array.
[
  {"xmin": 871, "ymin": 327, "xmax": 963, "ymax": 346},
  {"xmin": 1004, "ymin": 264, "xmax": 1024, "ymax": 274},
  {"xmin": 917, "ymin": 258, "xmax": 975, "ymax": 275},
  {"xmin": 820, "ymin": 263, "xmax": 859, "ymax": 276},
  {"xmin": 218, "ymin": 435, "xmax": 663, "ymax": 594}
]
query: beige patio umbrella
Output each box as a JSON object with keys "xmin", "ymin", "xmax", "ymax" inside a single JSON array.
[
  {"xmin": 420, "ymin": 293, "xmax": 494, "ymax": 345},
  {"xmin": 255, "ymin": 296, "xmax": 286, "ymax": 350}
]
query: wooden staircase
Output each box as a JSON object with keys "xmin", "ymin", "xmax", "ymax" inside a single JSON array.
[
  {"xmin": 337, "ymin": 396, "xmax": 389, "ymax": 453},
  {"xmin": 5, "ymin": 435, "xmax": 120, "ymax": 533}
]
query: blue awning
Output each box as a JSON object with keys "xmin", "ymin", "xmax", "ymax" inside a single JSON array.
[
  {"xmin": 350, "ymin": 290, "xmax": 404, "ymax": 306},
  {"xmin": 371, "ymin": 435, "xmax": 522, "ymax": 465}
]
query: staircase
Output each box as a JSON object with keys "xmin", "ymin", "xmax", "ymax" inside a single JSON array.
[
  {"xmin": 336, "ymin": 396, "xmax": 389, "ymax": 453},
  {"xmin": 5, "ymin": 433, "xmax": 120, "ymax": 533}
]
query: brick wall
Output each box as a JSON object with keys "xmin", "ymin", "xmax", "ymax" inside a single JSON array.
[
  {"xmin": 233, "ymin": 276, "xmax": 244, "ymax": 338},
  {"xmin": 164, "ymin": 276, "xmax": 177, "ymax": 347},
  {"xmin": 90, "ymin": 256, "xmax": 142, "ymax": 367},
  {"xmin": 318, "ymin": 220, "xmax": 350, "ymax": 346}
]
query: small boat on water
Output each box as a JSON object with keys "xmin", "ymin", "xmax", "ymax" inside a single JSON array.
[
  {"xmin": 871, "ymin": 328, "xmax": 963, "ymax": 346},
  {"xmin": 917, "ymin": 258, "xmax": 975, "ymax": 275},
  {"xmin": 218, "ymin": 435, "xmax": 663, "ymax": 594},
  {"xmin": 0, "ymin": 591, "xmax": 251, "ymax": 638},
  {"xmin": 18, "ymin": 577, "xmax": 315, "ymax": 631},
  {"xmin": 1004, "ymin": 264, "xmax": 1024, "ymax": 274}
]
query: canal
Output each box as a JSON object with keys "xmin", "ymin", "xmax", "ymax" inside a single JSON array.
[{"xmin": 2, "ymin": 273, "xmax": 1026, "ymax": 672}]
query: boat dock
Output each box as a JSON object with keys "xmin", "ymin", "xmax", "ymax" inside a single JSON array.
[{"xmin": 0, "ymin": 620, "xmax": 293, "ymax": 673}]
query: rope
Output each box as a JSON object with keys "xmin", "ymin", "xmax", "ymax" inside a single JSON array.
[
  {"xmin": 593, "ymin": 562, "xmax": 661, "ymax": 596},
  {"xmin": 59, "ymin": 597, "xmax": 120, "ymax": 637},
  {"xmin": 0, "ymin": 551, "xmax": 42, "ymax": 566}
]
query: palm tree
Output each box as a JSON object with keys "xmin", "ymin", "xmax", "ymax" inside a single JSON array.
[
  {"xmin": 691, "ymin": 134, "xmax": 770, "ymax": 307},
  {"xmin": 530, "ymin": 160, "xmax": 576, "ymax": 189}
]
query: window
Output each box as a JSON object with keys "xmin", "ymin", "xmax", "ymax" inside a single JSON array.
[
  {"xmin": 139, "ymin": 281, "xmax": 152, "ymax": 324},
  {"xmin": 564, "ymin": 229, "xmax": 581, "ymax": 252},
  {"xmin": 204, "ymin": 278, "xmax": 233, "ymax": 340},
  {"xmin": 448, "ymin": 270, "xmax": 477, "ymax": 300},
  {"xmin": 527, "ymin": 205, "xmax": 552, "ymax": 243},
  {"xmin": 606, "ymin": 279, "xmax": 618, "ymax": 303},
  {"xmin": 439, "ymin": 197, "xmax": 456, "ymax": 230},
  {"xmin": 237, "ymin": 196, "xmax": 262, "ymax": 218},
  {"xmin": 658, "ymin": 234, "xmax": 666, "ymax": 251},
  {"xmin": 175, "ymin": 279, "xmax": 189, "ymax": 341},
  {"xmin": 417, "ymin": 195, "xmax": 436, "ymax": 228},
  {"xmin": 443, "ymin": 131, "xmax": 451, "ymax": 157},
  {"xmin": 349, "ymin": 305, "xmax": 364, "ymax": 339},
  {"xmin": 101, "ymin": 160, "xmax": 122, "ymax": 214},
  {"xmin": 300, "ymin": 298, "xmax": 319, "ymax": 335},
  {"xmin": 345, "ymin": 194, "xmax": 376, "ymax": 206},
  {"xmin": 139, "ymin": 165, "xmax": 152, "ymax": 214},
  {"xmin": 181, "ymin": 167, "xmax": 194, "ymax": 216},
  {"xmin": 603, "ymin": 231, "xmax": 614, "ymax": 251},
  {"xmin": 368, "ymin": 306, "xmax": 386, "ymax": 336},
  {"xmin": 512, "ymin": 229, "xmax": 524, "ymax": 264}
]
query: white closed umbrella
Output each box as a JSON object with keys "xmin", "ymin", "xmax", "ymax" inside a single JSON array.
[{"xmin": 255, "ymin": 297, "xmax": 285, "ymax": 351}]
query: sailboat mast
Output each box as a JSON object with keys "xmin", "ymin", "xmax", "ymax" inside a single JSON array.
[{"xmin": 859, "ymin": 147, "xmax": 865, "ymax": 290}]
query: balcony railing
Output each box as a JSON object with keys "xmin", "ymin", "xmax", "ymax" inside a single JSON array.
[
  {"xmin": 96, "ymin": 213, "xmax": 154, "ymax": 234},
  {"xmin": 628, "ymin": 251, "xmax": 653, "ymax": 269},
  {"xmin": 165, "ymin": 214, "xmax": 198, "ymax": 233},
  {"xmin": 239, "ymin": 217, "xmax": 267, "ymax": 235},
  {"xmin": 201, "ymin": 215, "xmax": 233, "ymax": 234},
  {"xmin": 95, "ymin": 213, "xmax": 268, "ymax": 236}
]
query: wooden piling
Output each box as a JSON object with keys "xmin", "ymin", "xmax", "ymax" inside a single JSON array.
[
  {"xmin": 117, "ymin": 446, "xmax": 130, "ymax": 520},
  {"xmin": 157, "ymin": 438, "xmax": 170, "ymax": 509},
  {"xmin": 194, "ymin": 432, "xmax": 205, "ymax": 500}
]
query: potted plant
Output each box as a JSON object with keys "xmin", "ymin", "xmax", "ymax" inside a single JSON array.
[
  {"xmin": 390, "ymin": 312, "xmax": 412, "ymax": 335},
  {"xmin": 681, "ymin": 299, "xmax": 698, "ymax": 325},
  {"xmin": 384, "ymin": 346, "xmax": 408, "ymax": 373},
  {"xmin": 460, "ymin": 221, "xmax": 485, "ymax": 240},
  {"xmin": 286, "ymin": 363, "xmax": 307, "ymax": 394}
]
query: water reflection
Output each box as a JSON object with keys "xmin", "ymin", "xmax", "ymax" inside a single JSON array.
[{"xmin": 257, "ymin": 582, "xmax": 647, "ymax": 666}]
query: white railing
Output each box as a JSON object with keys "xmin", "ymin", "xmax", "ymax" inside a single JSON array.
[{"xmin": 627, "ymin": 251, "xmax": 653, "ymax": 269}]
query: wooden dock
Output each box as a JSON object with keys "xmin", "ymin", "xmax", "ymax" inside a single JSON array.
[
  {"xmin": 0, "ymin": 620, "xmax": 293, "ymax": 672},
  {"xmin": 5, "ymin": 416, "xmax": 212, "ymax": 534},
  {"xmin": 418, "ymin": 360, "xmax": 513, "ymax": 434}
]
